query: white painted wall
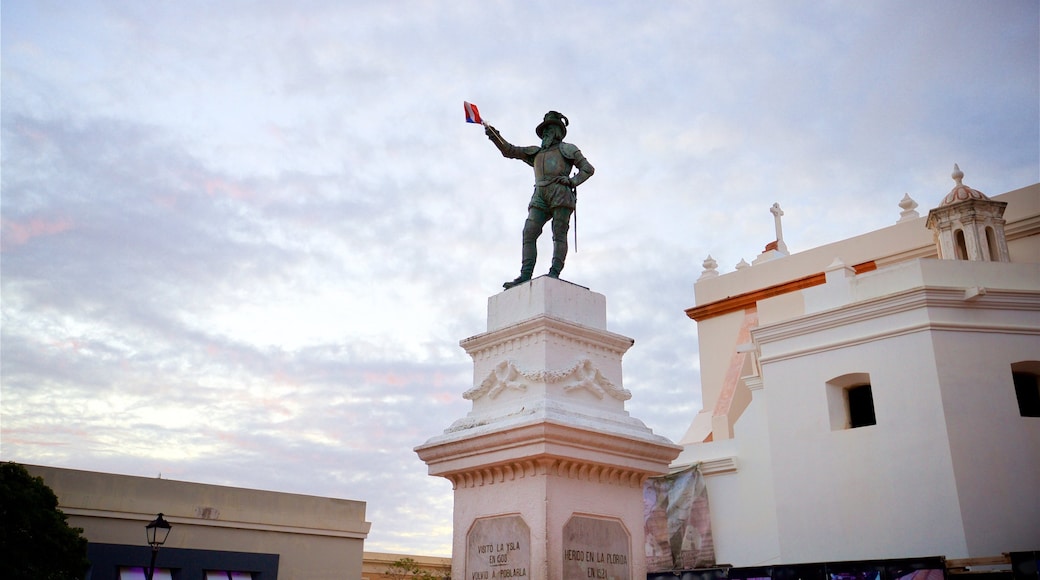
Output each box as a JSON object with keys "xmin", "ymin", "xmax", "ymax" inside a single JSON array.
[
  {"xmin": 675, "ymin": 386, "xmax": 782, "ymax": 567},
  {"xmin": 760, "ymin": 328, "xmax": 968, "ymax": 561},
  {"xmin": 677, "ymin": 183, "xmax": 1040, "ymax": 566},
  {"xmin": 933, "ymin": 330, "xmax": 1040, "ymax": 556},
  {"xmin": 751, "ymin": 260, "xmax": 1040, "ymax": 562}
]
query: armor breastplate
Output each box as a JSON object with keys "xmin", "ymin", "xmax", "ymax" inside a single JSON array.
[{"xmin": 534, "ymin": 146, "xmax": 572, "ymax": 182}]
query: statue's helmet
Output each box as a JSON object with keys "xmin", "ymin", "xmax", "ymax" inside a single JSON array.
[{"xmin": 535, "ymin": 110, "xmax": 569, "ymax": 139}]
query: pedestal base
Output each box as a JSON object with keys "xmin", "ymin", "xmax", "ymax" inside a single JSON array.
[{"xmin": 416, "ymin": 278, "xmax": 680, "ymax": 580}]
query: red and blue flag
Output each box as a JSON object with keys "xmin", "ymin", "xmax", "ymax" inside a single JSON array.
[{"xmin": 464, "ymin": 101, "xmax": 483, "ymax": 124}]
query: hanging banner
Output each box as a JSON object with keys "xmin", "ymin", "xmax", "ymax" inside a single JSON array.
[{"xmin": 644, "ymin": 463, "xmax": 715, "ymax": 572}]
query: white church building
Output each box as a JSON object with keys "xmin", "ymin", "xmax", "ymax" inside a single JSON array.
[{"xmin": 676, "ymin": 166, "xmax": 1039, "ymax": 566}]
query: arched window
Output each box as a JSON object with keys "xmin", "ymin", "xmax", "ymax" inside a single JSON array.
[
  {"xmin": 954, "ymin": 229, "xmax": 968, "ymax": 260},
  {"xmin": 985, "ymin": 226, "xmax": 999, "ymax": 261}
]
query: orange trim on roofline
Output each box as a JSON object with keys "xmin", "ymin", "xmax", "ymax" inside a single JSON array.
[
  {"xmin": 684, "ymin": 261, "xmax": 876, "ymax": 322},
  {"xmin": 854, "ymin": 261, "xmax": 878, "ymax": 274}
]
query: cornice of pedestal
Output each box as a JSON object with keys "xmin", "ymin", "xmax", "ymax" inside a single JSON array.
[
  {"xmin": 439, "ymin": 395, "xmax": 667, "ymax": 444},
  {"xmin": 414, "ymin": 417, "xmax": 681, "ymax": 489},
  {"xmin": 460, "ymin": 314, "xmax": 635, "ymax": 359},
  {"xmin": 439, "ymin": 456, "xmax": 655, "ymax": 490}
]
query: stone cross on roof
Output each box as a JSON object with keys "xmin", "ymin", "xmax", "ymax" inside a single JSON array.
[{"xmin": 770, "ymin": 202, "xmax": 789, "ymax": 254}]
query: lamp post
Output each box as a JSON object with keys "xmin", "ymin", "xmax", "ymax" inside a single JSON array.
[{"xmin": 144, "ymin": 513, "xmax": 172, "ymax": 580}]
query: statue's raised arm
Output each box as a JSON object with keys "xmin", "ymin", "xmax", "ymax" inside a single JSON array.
[{"xmin": 487, "ymin": 111, "xmax": 595, "ymax": 290}]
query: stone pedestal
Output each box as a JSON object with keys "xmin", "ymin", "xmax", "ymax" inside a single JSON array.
[{"xmin": 415, "ymin": 277, "xmax": 681, "ymax": 580}]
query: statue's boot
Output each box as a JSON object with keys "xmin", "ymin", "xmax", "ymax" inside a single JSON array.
[
  {"xmin": 547, "ymin": 263, "xmax": 562, "ymax": 279},
  {"xmin": 503, "ymin": 274, "xmax": 531, "ymax": 289},
  {"xmin": 503, "ymin": 240, "xmax": 537, "ymax": 289},
  {"xmin": 547, "ymin": 239, "xmax": 567, "ymax": 279}
]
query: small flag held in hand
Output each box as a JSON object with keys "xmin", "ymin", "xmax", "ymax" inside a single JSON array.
[{"xmin": 464, "ymin": 101, "xmax": 483, "ymax": 124}]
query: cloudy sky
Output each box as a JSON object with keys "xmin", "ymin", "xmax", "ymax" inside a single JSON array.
[{"xmin": 2, "ymin": 0, "xmax": 1037, "ymax": 557}]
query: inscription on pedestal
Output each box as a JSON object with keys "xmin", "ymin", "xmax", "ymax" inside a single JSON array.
[
  {"xmin": 466, "ymin": 515, "xmax": 531, "ymax": 579},
  {"xmin": 562, "ymin": 516, "xmax": 630, "ymax": 580}
]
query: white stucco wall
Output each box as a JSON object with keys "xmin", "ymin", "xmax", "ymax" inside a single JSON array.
[
  {"xmin": 758, "ymin": 328, "xmax": 967, "ymax": 562},
  {"xmin": 932, "ymin": 330, "xmax": 1040, "ymax": 556},
  {"xmin": 751, "ymin": 260, "xmax": 1040, "ymax": 562},
  {"xmin": 675, "ymin": 386, "xmax": 782, "ymax": 567},
  {"xmin": 678, "ymin": 182, "xmax": 1039, "ymax": 567}
]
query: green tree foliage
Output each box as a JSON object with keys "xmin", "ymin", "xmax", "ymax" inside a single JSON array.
[
  {"xmin": 0, "ymin": 462, "xmax": 90, "ymax": 580},
  {"xmin": 385, "ymin": 556, "xmax": 448, "ymax": 580}
]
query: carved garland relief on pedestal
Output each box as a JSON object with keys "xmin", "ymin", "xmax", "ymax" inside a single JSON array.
[{"xmin": 464, "ymin": 358, "xmax": 631, "ymax": 402}]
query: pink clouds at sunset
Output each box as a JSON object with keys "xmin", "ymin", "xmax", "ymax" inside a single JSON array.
[{"xmin": 1, "ymin": 216, "xmax": 73, "ymax": 248}]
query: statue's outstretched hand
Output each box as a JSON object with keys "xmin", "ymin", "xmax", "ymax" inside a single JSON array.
[{"xmin": 485, "ymin": 125, "xmax": 499, "ymax": 139}]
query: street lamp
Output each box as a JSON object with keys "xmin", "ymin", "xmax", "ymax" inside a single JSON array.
[{"xmin": 144, "ymin": 513, "xmax": 172, "ymax": 580}]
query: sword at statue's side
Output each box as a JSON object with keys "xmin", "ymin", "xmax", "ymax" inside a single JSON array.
[{"xmin": 572, "ymin": 186, "xmax": 577, "ymax": 253}]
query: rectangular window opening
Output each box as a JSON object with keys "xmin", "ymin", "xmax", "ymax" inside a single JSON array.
[
  {"xmin": 847, "ymin": 384, "xmax": 876, "ymax": 428},
  {"xmin": 1013, "ymin": 372, "xmax": 1040, "ymax": 417}
]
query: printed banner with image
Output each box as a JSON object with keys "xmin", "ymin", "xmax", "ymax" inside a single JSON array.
[{"xmin": 644, "ymin": 463, "xmax": 715, "ymax": 572}]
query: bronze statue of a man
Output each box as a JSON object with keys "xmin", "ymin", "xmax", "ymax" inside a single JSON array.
[{"xmin": 485, "ymin": 111, "xmax": 595, "ymax": 289}]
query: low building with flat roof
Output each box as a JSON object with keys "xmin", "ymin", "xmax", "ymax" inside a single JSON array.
[{"xmin": 25, "ymin": 464, "xmax": 372, "ymax": 580}]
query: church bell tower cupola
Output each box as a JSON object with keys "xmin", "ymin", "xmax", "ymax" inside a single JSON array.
[{"xmin": 925, "ymin": 164, "xmax": 1009, "ymax": 262}]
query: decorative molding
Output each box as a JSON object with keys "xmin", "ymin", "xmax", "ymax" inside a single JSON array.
[
  {"xmin": 464, "ymin": 359, "xmax": 631, "ymax": 402},
  {"xmin": 461, "ymin": 315, "xmax": 634, "ymax": 360},
  {"xmin": 700, "ymin": 457, "xmax": 738, "ymax": 476},
  {"xmin": 417, "ymin": 419, "xmax": 682, "ymax": 473},
  {"xmin": 669, "ymin": 458, "xmax": 738, "ymax": 477},
  {"xmin": 754, "ymin": 286, "xmax": 1040, "ymax": 344},
  {"xmin": 759, "ymin": 319, "xmax": 1040, "ymax": 365},
  {"xmin": 743, "ymin": 375, "xmax": 764, "ymax": 392},
  {"xmin": 444, "ymin": 458, "xmax": 651, "ymax": 490},
  {"xmin": 753, "ymin": 287, "xmax": 1040, "ymax": 364},
  {"xmin": 465, "ymin": 359, "xmax": 529, "ymax": 400}
]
